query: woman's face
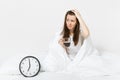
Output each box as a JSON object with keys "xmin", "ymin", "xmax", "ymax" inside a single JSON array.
[{"xmin": 66, "ymin": 14, "xmax": 77, "ymax": 32}]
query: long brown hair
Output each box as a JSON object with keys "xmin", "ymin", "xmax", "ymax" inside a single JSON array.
[{"xmin": 61, "ymin": 10, "xmax": 80, "ymax": 46}]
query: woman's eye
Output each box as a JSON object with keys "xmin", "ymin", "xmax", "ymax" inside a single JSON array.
[
  {"xmin": 71, "ymin": 20, "xmax": 75, "ymax": 22},
  {"xmin": 66, "ymin": 19, "xmax": 69, "ymax": 22}
]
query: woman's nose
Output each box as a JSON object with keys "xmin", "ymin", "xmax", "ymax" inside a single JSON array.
[{"xmin": 69, "ymin": 22, "xmax": 72, "ymax": 25}]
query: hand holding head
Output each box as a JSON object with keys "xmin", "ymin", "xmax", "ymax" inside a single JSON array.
[{"xmin": 71, "ymin": 9, "xmax": 81, "ymax": 20}]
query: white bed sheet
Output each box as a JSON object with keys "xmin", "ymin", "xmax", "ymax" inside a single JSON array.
[
  {"xmin": 0, "ymin": 50, "xmax": 120, "ymax": 80},
  {"xmin": 0, "ymin": 72, "xmax": 120, "ymax": 80}
]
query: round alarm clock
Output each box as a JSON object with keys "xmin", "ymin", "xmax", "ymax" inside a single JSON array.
[{"xmin": 19, "ymin": 56, "xmax": 41, "ymax": 77}]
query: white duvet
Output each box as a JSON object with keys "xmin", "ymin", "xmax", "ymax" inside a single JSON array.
[
  {"xmin": 0, "ymin": 44, "xmax": 120, "ymax": 80},
  {"xmin": 0, "ymin": 72, "xmax": 120, "ymax": 80},
  {"xmin": 0, "ymin": 34, "xmax": 120, "ymax": 80},
  {"xmin": 42, "ymin": 32, "xmax": 120, "ymax": 77}
]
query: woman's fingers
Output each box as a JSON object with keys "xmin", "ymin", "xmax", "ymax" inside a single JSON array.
[
  {"xmin": 58, "ymin": 38, "xmax": 67, "ymax": 49},
  {"xmin": 58, "ymin": 38, "xmax": 63, "ymax": 45},
  {"xmin": 71, "ymin": 9, "xmax": 81, "ymax": 18}
]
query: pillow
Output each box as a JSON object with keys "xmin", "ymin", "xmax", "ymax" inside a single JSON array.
[{"xmin": 0, "ymin": 51, "xmax": 48, "ymax": 75}]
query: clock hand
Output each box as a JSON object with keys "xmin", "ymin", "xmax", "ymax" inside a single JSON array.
[{"xmin": 27, "ymin": 58, "xmax": 31, "ymax": 71}]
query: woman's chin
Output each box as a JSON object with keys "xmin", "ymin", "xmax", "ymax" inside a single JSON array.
[{"xmin": 67, "ymin": 27, "xmax": 73, "ymax": 30}]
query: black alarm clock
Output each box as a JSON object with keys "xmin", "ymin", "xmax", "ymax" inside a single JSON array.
[{"xmin": 19, "ymin": 56, "xmax": 41, "ymax": 77}]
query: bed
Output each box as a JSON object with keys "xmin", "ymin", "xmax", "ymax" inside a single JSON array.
[
  {"xmin": 0, "ymin": 51, "xmax": 120, "ymax": 80},
  {"xmin": 0, "ymin": 72, "xmax": 120, "ymax": 80}
]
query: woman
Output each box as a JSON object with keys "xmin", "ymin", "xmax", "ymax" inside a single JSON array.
[
  {"xmin": 42, "ymin": 10, "xmax": 120, "ymax": 76},
  {"xmin": 58, "ymin": 10, "xmax": 90, "ymax": 60},
  {"xmin": 42, "ymin": 9, "xmax": 99, "ymax": 72}
]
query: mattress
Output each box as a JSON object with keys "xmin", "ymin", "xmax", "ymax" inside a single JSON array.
[
  {"xmin": 0, "ymin": 72, "xmax": 120, "ymax": 80},
  {"xmin": 0, "ymin": 51, "xmax": 120, "ymax": 80}
]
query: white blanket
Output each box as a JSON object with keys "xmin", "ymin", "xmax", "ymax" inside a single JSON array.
[
  {"xmin": 1, "ymin": 72, "xmax": 120, "ymax": 80},
  {"xmin": 42, "ymin": 32, "xmax": 120, "ymax": 77}
]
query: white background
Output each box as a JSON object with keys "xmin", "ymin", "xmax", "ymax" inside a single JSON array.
[{"xmin": 0, "ymin": 0, "xmax": 120, "ymax": 65}]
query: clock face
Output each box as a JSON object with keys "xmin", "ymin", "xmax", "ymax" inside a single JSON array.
[{"xmin": 19, "ymin": 56, "xmax": 41, "ymax": 77}]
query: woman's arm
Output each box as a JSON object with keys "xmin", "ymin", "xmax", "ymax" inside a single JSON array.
[{"xmin": 72, "ymin": 10, "xmax": 90, "ymax": 38}]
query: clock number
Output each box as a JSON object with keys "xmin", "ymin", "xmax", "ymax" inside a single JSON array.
[{"xmin": 27, "ymin": 58, "xmax": 31, "ymax": 71}]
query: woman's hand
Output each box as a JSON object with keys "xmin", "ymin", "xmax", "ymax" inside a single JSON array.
[
  {"xmin": 58, "ymin": 38, "xmax": 64, "ymax": 46},
  {"xmin": 72, "ymin": 9, "xmax": 81, "ymax": 20},
  {"xmin": 58, "ymin": 38, "xmax": 66, "ymax": 49},
  {"xmin": 58, "ymin": 38, "xmax": 69, "ymax": 54}
]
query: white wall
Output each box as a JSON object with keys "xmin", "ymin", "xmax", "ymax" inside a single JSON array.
[{"xmin": 0, "ymin": 0, "xmax": 120, "ymax": 65}]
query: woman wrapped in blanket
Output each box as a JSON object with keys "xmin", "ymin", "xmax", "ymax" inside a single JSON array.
[
  {"xmin": 42, "ymin": 9, "xmax": 120, "ymax": 76},
  {"xmin": 58, "ymin": 9, "xmax": 89, "ymax": 61}
]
